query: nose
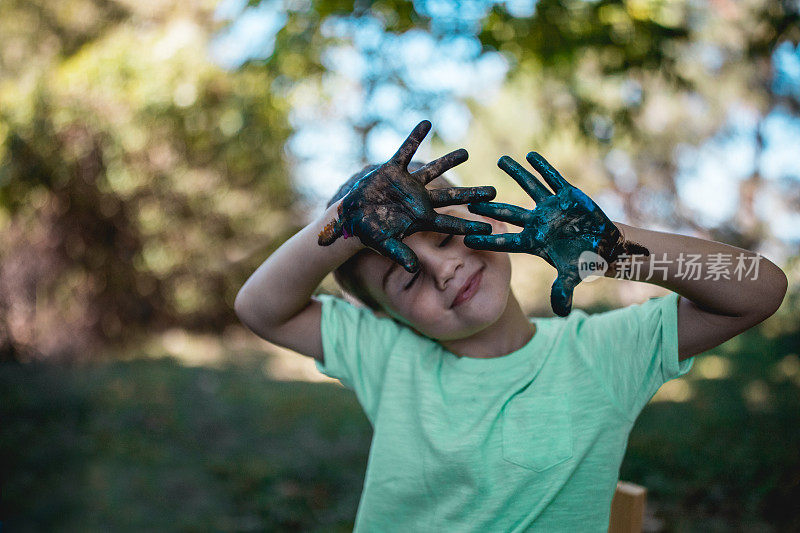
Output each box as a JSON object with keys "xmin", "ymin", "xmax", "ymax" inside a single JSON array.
[
  {"xmin": 437, "ymin": 258, "xmax": 462, "ymax": 291},
  {"xmin": 418, "ymin": 246, "xmax": 463, "ymax": 291}
]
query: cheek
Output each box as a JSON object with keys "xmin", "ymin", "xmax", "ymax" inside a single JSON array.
[
  {"xmin": 382, "ymin": 288, "xmax": 435, "ymax": 325},
  {"xmin": 403, "ymin": 290, "xmax": 441, "ymax": 323},
  {"xmin": 474, "ymin": 252, "xmax": 512, "ymax": 311},
  {"xmin": 394, "ymin": 292, "xmax": 452, "ymax": 336},
  {"xmin": 496, "ymin": 254, "xmax": 512, "ymax": 285},
  {"xmin": 477, "ymin": 248, "xmax": 511, "ymax": 282}
]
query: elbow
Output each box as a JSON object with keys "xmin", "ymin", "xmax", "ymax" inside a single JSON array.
[
  {"xmin": 233, "ymin": 292, "xmax": 269, "ymax": 339},
  {"xmin": 233, "ymin": 288, "xmax": 250, "ymax": 321},
  {"xmin": 233, "ymin": 289, "xmax": 285, "ymax": 340},
  {"xmin": 753, "ymin": 263, "xmax": 788, "ymax": 319},
  {"xmin": 234, "ymin": 287, "xmax": 263, "ymax": 328},
  {"xmin": 769, "ymin": 266, "xmax": 788, "ymax": 314}
]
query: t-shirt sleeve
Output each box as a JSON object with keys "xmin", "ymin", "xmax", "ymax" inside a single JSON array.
[
  {"xmin": 576, "ymin": 291, "xmax": 694, "ymax": 421},
  {"xmin": 314, "ymin": 294, "xmax": 404, "ymax": 422}
]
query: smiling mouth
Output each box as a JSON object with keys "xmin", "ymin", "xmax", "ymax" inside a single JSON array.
[{"xmin": 451, "ymin": 268, "xmax": 483, "ymax": 308}]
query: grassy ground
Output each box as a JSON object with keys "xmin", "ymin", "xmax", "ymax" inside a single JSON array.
[{"xmin": 2, "ymin": 323, "xmax": 799, "ymax": 532}]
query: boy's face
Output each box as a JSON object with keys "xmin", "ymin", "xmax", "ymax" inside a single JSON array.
[{"xmin": 355, "ymin": 205, "xmax": 512, "ymax": 341}]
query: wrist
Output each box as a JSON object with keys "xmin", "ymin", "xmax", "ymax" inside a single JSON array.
[
  {"xmin": 595, "ymin": 221, "xmax": 626, "ymax": 265},
  {"xmin": 602, "ymin": 221, "xmax": 627, "ymax": 274},
  {"xmin": 317, "ymin": 200, "xmax": 364, "ymax": 254}
]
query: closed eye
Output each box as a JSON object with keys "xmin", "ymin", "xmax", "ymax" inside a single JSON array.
[
  {"xmin": 403, "ymin": 270, "xmax": 421, "ymax": 290},
  {"xmin": 399, "ymin": 234, "xmax": 450, "ymax": 291}
]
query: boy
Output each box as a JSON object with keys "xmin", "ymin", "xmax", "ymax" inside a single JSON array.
[{"xmin": 234, "ymin": 121, "xmax": 787, "ymax": 531}]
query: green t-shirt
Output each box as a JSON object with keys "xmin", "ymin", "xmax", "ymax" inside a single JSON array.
[{"xmin": 315, "ymin": 292, "xmax": 693, "ymax": 532}]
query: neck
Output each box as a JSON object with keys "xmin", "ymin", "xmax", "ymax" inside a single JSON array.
[{"xmin": 441, "ymin": 291, "xmax": 535, "ymax": 358}]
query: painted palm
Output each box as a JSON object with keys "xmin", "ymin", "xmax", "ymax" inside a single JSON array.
[
  {"xmin": 465, "ymin": 152, "xmax": 649, "ymax": 317},
  {"xmin": 318, "ymin": 120, "xmax": 496, "ymax": 272}
]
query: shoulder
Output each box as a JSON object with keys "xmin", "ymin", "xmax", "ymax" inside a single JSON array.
[
  {"xmin": 316, "ymin": 293, "xmax": 432, "ymax": 351},
  {"xmin": 314, "ymin": 294, "xmax": 440, "ymax": 383},
  {"xmin": 317, "ymin": 294, "xmax": 407, "ymax": 331},
  {"xmin": 538, "ymin": 293, "xmax": 679, "ymax": 349},
  {"xmin": 574, "ymin": 293, "xmax": 678, "ymax": 329}
]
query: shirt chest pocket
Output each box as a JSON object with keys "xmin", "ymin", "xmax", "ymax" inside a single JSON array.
[{"xmin": 501, "ymin": 392, "xmax": 573, "ymax": 472}]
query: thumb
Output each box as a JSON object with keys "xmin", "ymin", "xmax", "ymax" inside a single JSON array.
[
  {"xmin": 318, "ymin": 217, "xmax": 344, "ymax": 246},
  {"xmin": 550, "ymin": 268, "xmax": 581, "ymax": 317}
]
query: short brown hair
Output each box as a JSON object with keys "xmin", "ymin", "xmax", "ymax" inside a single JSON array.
[{"xmin": 326, "ymin": 162, "xmax": 455, "ymax": 311}]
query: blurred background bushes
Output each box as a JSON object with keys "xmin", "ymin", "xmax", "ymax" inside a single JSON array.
[
  {"xmin": 3, "ymin": 0, "xmax": 798, "ymax": 362},
  {"xmin": 0, "ymin": 0, "xmax": 298, "ymax": 361}
]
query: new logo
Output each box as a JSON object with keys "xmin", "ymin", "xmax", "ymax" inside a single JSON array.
[{"xmin": 578, "ymin": 250, "xmax": 608, "ymax": 282}]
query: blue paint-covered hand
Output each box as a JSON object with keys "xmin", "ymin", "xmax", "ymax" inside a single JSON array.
[
  {"xmin": 464, "ymin": 152, "xmax": 649, "ymax": 316},
  {"xmin": 318, "ymin": 120, "xmax": 496, "ymax": 272}
]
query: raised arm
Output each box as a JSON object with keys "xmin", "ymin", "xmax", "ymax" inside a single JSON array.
[
  {"xmin": 604, "ymin": 224, "xmax": 787, "ymax": 361},
  {"xmin": 234, "ymin": 199, "xmax": 362, "ymax": 362},
  {"xmin": 235, "ymin": 120, "xmax": 495, "ymax": 362},
  {"xmin": 464, "ymin": 151, "xmax": 787, "ymax": 360}
]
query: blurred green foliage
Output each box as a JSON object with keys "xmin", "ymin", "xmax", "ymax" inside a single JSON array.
[
  {"xmin": 1, "ymin": 0, "xmax": 798, "ymax": 361},
  {"xmin": 462, "ymin": 0, "xmax": 798, "ymax": 242},
  {"xmin": 0, "ymin": 1, "xmax": 300, "ymax": 361},
  {"xmin": 2, "ymin": 319, "xmax": 799, "ymax": 530},
  {"xmin": 266, "ymin": 0, "xmax": 799, "ymax": 242}
]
